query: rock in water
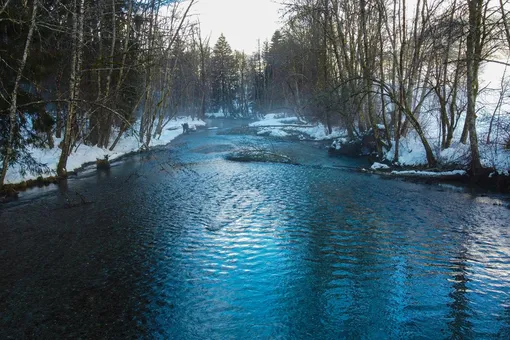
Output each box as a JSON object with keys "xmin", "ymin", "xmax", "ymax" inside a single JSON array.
[{"xmin": 96, "ymin": 155, "xmax": 111, "ymax": 170}]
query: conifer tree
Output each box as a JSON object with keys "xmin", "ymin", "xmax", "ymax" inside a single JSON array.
[{"xmin": 211, "ymin": 34, "xmax": 237, "ymax": 114}]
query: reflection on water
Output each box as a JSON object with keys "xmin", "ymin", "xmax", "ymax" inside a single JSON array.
[{"xmin": 1, "ymin": 122, "xmax": 510, "ymax": 338}]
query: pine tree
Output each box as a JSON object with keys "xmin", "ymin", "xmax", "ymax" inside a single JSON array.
[
  {"xmin": 265, "ymin": 30, "xmax": 287, "ymax": 111},
  {"xmin": 211, "ymin": 34, "xmax": 236, "ymax": 115}
]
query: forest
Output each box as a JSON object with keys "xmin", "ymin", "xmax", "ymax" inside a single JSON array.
[{"xmin": 1, "ymin": 0, "xmax": 510, "ymax": 189}]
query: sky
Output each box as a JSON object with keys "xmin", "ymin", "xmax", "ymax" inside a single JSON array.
[{"xmin": 191, "ymin": 0, "xmax": 284, "ymax": 54}]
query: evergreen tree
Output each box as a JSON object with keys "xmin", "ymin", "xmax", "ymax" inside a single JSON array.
[
  {"xmin": 211, "ymin": 34, "xmax": 237, "ymax": 115},
  {"xmin": 265, "ymin": 30, "xmax": 287, "ymax": 111}
]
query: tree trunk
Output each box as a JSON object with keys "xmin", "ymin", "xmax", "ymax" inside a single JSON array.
[
  {"xmin": 100, "ymin": 0, "xmax": 117, "ymax": 149},
  {"xmin": 109, "ymin": 123, "xmax": 126, "ymax": 151},
  {"xmin": 411, "ymin": 114, "xmax": 437, "ymax": 167},
  {"xmin": 465, "ymin": 0, "xmax": 484, "ymax": 174},
  {"xmin": 56, "ymin": 69, "xmax": 63, "ymax": 139},
  {"xmin": 378, "ymin": 4, "xmax": 392, "ymax": 150},
  {"xmin": 0, "ymin": 0, "xmax": 38, "ymax": 188},
  {"xmin": 57, "ymin": 0, "xmax": 85, "ymax": 177}
]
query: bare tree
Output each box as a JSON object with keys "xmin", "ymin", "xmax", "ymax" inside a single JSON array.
[
  {"xmin": 463, "ymin": 0, "xmax": 485, "ymax": 174},
  {"xmin": 57, "ymin": 0, "xmax": 85, "ymax": 177},
  {"xmin": 0, "ymin": 0, "xmax": 38, "ymax": 187}
]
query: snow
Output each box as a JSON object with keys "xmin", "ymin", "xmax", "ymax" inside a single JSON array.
[
  {"xmin": 293, "ymin": 125, "xmax": 346, "ymax": 140},
  {"xmin": 331, "ymin": 138, "xmax": 349, "ymax": 150},
  {"xmin": 257, "ymin": 127, "xmax": 289, "ymax": 137},
  {"xmin": 371, "ymin": 162, "xmax": 390, "ymax": 170},
  {"xmin": 384, "ymin": 129, "xmax": 510, "ymax": 174},
  {"xmin": 438, "ymin": 143, "xmax": 471, "ymax": 164},
  {"xmin": 249, "ymin": 116, "xmax": 301, "ymax": 127},
  {"xmin": 377, "ymin": 58, "xmax": 510, "ymax": 175},
  {"xmin": 249, "ymin": 115, "xmax": 347, "ymax": 140},
  {"xmin": 205, "ymin": 112, "xmax": 227, "ymax": 118},
  {"xmin": 385, "ymin": 134, "xmax": 428, "ymax": 166},
  {"xmin": 261, "ymin": 113, "xmax": 287, "ymax": 120},
  {"xmin": 5, "ymin": 117, "xmax": 205, "ymax": 184},
  {"xmin": 249, "ymin": 107, "xmax": 509, "ymax": 175},
  {"xmin": 391, "ymin": 170, "xmax": 467, "ymax": 177}
]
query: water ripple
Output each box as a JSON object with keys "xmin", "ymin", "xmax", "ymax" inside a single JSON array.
[{"xmin": 1, "ymin": 136, "xmax": 510, "ymax": 339}]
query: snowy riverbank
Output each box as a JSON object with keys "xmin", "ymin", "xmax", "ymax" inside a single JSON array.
[
  {"xmin": 382, "ymin": 128, "xmax": 510, "ymax": 176},
  {"xmin": 250, "ymin": 113, "xmax": 510, "ymax": 190},
  {"xmin": 5, "ymin": 117, "xmax": 205, "ymax": 185},
  {"xmin": 248, "ymin": 113, "xmax": 346, "ymax": 140}
]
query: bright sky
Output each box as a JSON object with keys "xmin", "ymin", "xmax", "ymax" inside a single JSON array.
[{"xmin": 191, "ymin": 0, "xmax": 284, "ymax": 54}]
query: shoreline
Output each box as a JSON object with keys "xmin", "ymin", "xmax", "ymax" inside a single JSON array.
[
  {"xmin": 2, "ymin": 118, "xmax": 510, "ymax": 202},
  {"xmin": 0, "ymin": 146, "xmax": 172, "ymax": 202},
  {"xmin": 246, "ymin": 115, "xmax": 510, "ymax": 194},
  {"xmin": 360, "ymin": 165, "xmax": 510, "ymax": 194},
  {"xmin": 1, "ymin": 119, "xmax": 206, "ymax": 202}
]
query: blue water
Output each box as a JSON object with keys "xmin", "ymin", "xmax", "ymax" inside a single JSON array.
[{"xmin": 1, "ymin": 120, "xmax": 510, "ymax": 339}]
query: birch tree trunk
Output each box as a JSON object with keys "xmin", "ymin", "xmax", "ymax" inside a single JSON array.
[
  {"xmin": 108, "ymin": 0, "xmax": 133, "ymax": 151},
  {"xmin": 57, "ymin": 0, "xmax": 85, "ymax": 177},
  {"xmin": 0, "ymin": 0, "xmax": 38, "ymax": 188},
  {"xmin": 100, "ymin": 0, "xmax": 117, "ymax": 148}
]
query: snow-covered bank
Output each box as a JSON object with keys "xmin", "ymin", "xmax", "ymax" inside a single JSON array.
[
  {"xmin": 205, "ymin": 112, "xmax": 226, "ymax": 118},
  {"xmin": 326, "ymin": 60, "xmax": 510, "ymax": 176},
  {"xmin": 381, "ymin": 61, "xmax": 510, "ymax": 174},
  {"xmin": 250, "ymin": 113, "xmax": 509, "ymax": 177},
  {"xmin": 382, "ymin": 129, "xmax": 510, "ymax": 175},
  {"xmin": 390, "ymin": 169, "xmax": 467, "ymax": 177},
  {"xmin": 5, "ymin": 117, "xmax": 205, "ymax": 184},
  {"xmin": 249, "ymin": 113, "xmax": 347, "ymax": 140},
  {"xmin": 370, "ymin": 162, "xmax": 390, "ymax": 170},
  {"xmin": 369, "ymin": 162, "xmax": 467, "ymax": 178}
]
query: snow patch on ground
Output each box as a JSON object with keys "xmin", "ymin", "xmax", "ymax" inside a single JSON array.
[
  {"xmin": 379, "ymin": 61, "xmax": 510, "ymax": 175},
  {"xmin": 293, "ymin": 125, "xmax": 346, "ymax": 140},
  {"xmin": 5, "ymin": 117, "xmax": 205, "ymax": 184},
  {"xmin": 384, "ymin": 130, "xmax": 510, "ymax": 174},
  {"xmin": 257, "ymin": 127, "xmax": 289, "ymax": 137},
  {"xmin": 480, "ymin": 144, "xmax": 510, "ymax": 174},
  {"xmin": 371, "ymin": 162, "xmax": 390, "ymax": 170},
  {"xmin": 331, "ymin": 138, "xmax": 350, "ymax": 150},
  {"xmin": 438, "ymin": 143, "xmax": 471, "ymax": 165},
  {"xmin": 385, "ymin": 134, "xmax": 428, "ymax": 166},
  {"xmin": 250, "ymin": 116, "xmax": 301, "ymax": 127},
  {"xmin": 205, "ymin": 112, "xmax": 227, "ymax": 118},
  {"xmin": 250, "ymin": 115, "xmax": 347, "ymax": 140},
  {"xmin": 391, "ymin": 170, "xmax": 467, "ymax": 177}
]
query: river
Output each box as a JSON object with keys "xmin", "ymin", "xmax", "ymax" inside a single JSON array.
[{"xmin": 1, "ymin": 119, "xmax": 510, "ymax": 339}]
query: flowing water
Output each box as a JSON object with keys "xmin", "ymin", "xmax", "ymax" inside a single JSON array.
[{"xmin": 1, "ymin": 119, "xmax": 510, "ymax": 339}]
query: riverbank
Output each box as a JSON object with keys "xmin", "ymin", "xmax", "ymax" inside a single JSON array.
[
  {"xmin": 359, "ymin": 163, "xmax": 510, "ymax": 193},
  {"xmin": 1, "ymin": 117, "xmax": 205, "ymax": 200},
  {"xmin": 4, "ymin": 114, "xmax": 509, "ymax": 200},
  {"xmin": 248, "ymin": 113, "xmax": 510, "ymax": 193},
  {"xmin": 248, "ymin": 113, "xmax": 346, "ymax": 140}
]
